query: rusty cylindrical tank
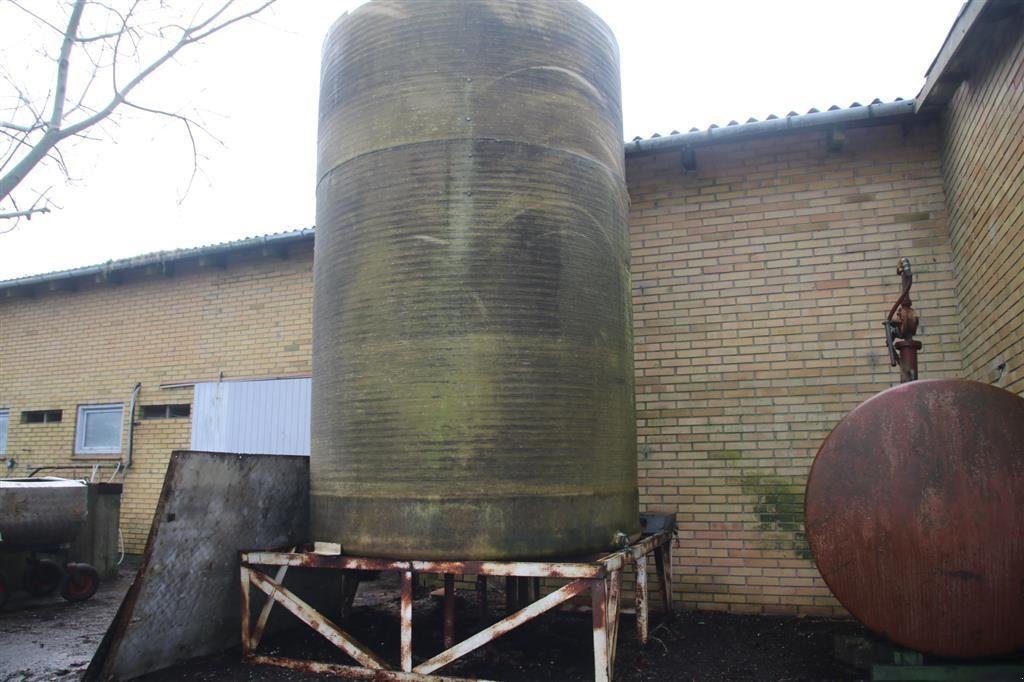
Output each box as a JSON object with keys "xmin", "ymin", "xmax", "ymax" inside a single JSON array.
[
  {"xmin": 0, "ymin": 478, "xmax": 88, "ymax": 547},
  {"xmin": 805, "ymin": 379, "xmax": 1024, "ymax": 658},
  {"xmin": 311, "ymin": 0, "xmax": 638, "ymax": 559}
]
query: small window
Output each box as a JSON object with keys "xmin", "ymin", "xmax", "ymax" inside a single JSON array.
[
  {"xmin": 22, "ymin": 409, "xmax": 62, "ymax": 424},
  {"xmin": 0, "ymin": 409, "xmax": 8, "ymax": 454},
  {"xmin": 75, "ymin": 404, "xmax": 124, "ymax": 455},
  {"xmin": 141, "ymin": 404, "xmax": 191, "ymax": 419}
]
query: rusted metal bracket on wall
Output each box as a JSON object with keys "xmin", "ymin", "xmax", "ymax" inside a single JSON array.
[
  {"xmin": 883, "ymin": 257, "xmax": 922, "ymax": 382},
  {"xmin": 239, "ymin": 530, "xmax": 674, "ymax": 681}
]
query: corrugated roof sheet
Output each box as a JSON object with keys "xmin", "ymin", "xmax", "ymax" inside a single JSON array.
[
  {"xmin": 629, "ymin": 97, "xmax": 903, "ymax": 141},
  {"xmin": 0, "ymin": 227, "xmax": 314, "ymax": 291},
  {"xmin": 625, "ymin": 98, "xmax": 913, "ymax": 155},
  {"xmin": 3, "ymin": 97, "xmax": 919, "ymax": 291}
]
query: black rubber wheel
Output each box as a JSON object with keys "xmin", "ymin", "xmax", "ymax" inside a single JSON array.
[
  {"xmin": 23, "ymin": 558, "xmax": 62, "ymax": 597},
  {"xmin": 0, "ymin": 571, "xmax": 8, "ymax": 609},
  {"xmin": 60, "ymin": 563, "xmax": 99, "ymax": 602}
]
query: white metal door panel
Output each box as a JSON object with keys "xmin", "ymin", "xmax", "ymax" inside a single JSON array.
[{"xmin": 190, "ymin": 379, "xmax": 311, "ymax": 455}]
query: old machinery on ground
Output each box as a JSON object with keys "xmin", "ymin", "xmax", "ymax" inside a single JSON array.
[{"xmin": 805, "ymin": 258, "xmax": 1024, "ymax": 658}]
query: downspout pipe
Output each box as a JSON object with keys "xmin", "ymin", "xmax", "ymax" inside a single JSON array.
[{"xmin": 126, "ymin": 382, "xmax": 141, "ymax": 468}]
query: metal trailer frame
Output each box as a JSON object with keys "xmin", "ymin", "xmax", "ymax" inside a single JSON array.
[{"xmin": 239, "ymin": 530, "xmax": 673, "ymax": 681}]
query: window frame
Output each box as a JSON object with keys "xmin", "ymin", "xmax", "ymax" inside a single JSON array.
[
  {"xmin": 0, "ymin": 408, "xmax": 8, "ymax": 455},
  {"xmin": 141, "ymin": 404, "xmax": 191, "ymax": 420},
  {"xmin": 21, "ymin": 409, "xmax": 62, "ymax": 424},
  {"xmin": 74, "ymin": 403, "xmax": 124, "ymax": 456}
]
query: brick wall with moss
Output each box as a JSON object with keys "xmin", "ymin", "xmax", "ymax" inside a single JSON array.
[
  {"xmin": 940, "ymin": 12, "xmax": 1024, "ymax": 394},
  {"xmin": 626, "ymin": 121, "xmax": 963, "ymax": 615},
  {"xmin": 0, "ymin": 118, "xmax": 982, "ymax": 614}
]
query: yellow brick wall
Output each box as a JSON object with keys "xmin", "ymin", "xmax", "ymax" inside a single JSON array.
[
  {"xmin": 941, "ymin": 14, "xmax": 1024, "ymax": 395},
  {"xmin": 626, "ymin": 121, "xmax": 963, "ymax": 616},
  {"xmin": 0, "ymin": 120, "xmax": 981, "ymax": 616},
  {"xmin": 0, "ymin": 241, "xmax": 314, "ymax": 553}
]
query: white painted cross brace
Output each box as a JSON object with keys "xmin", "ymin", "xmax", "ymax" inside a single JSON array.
[
  {"xmin": 247, "ymin": 568, "xmax": 391, "ymax": 670},
  {"xmin": 250, "ymin": 552, "xmax": 293, "ymax": 650},
  {"xmin": 413, "ymin": 577, "xmax": 593, "ymax": 676}
]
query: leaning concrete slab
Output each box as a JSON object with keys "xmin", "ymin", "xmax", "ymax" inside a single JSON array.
[{"xmin": 85, "ymin": 451, "xmax": 310, "ymax": 680}]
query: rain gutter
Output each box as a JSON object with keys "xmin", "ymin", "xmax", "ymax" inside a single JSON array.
[{"xmin": 624, "ymin": 99, "xmax": 917, "ymax": 157}]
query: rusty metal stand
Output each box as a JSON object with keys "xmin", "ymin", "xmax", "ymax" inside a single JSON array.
[{"xmin": 239, "ymin": 530, "xmax": 673, "ymax": 681}]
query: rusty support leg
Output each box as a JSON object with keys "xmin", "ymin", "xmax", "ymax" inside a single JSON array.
[
  {"xmin": 340, "ymin": 571, "xmax": 360, "ymax": 622},
  {"xmin": 654, "ymin": 541, "xmax": 673, "ymax": 614},
  {"xmin": 664, "ymin": 539, "xmax": 673, "ymax": 612},
  {"xmin": 401, "ymin": 570, "xmax": 414, "ymax": 673},
  {"xmin": 476, "ymin": 575, "xmax": 488, "ymax": 622},
  {"xmin": 591, "ymin": 577, "xmax": 611, "ymax": 682},
  {"xmin": 443, "ymin": 574, "xmax": 456, "ymax": 650},
  {"xmin": 607, "ymin": 569, "xmax": 622, "ymax": 676},
  {"xmin": 516, "ymin": 576, "xmax": 530, "ymax": 608},
  {"xmin": 505, "ymin": 576, "xmax": 516, "ymax": 614},
  {"xmin": 634, "ymin": 552, "xmax": 649, "ymax": 646},
  {"xmin": 240, "ymin": 565, "xmax": 252, "ymax": 656}
]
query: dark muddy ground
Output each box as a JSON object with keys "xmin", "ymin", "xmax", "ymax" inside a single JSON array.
[
  {"xmin": 142, "ymin": 573, "xmax": 869, "ymax": 681},
  {"xmin": 0, "ymin": 564, "xmax": 136, "ymax": 682},
  {"xmin": 0, "ymin": 565, "xmax": 870, "ymax": 681}
]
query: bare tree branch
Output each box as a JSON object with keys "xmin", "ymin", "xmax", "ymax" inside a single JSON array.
[
  {"xmin": 8, "ymin": 1, "xmax": 67, "ymax": 38},
  {"xmin": 122, "ymin": 98, "xmax": 221, "ymax": 202},
  {"xmin": 0, "ymin": 120, "xmax": 45, "ymax": 134},
  {"xmin": 0, "ymin": 0, "xmax": 279, "ymax": 222},
  {"xmin": 0, "ymin": 189, "xmax": 53, "ymax": 233},
  {"xmin": 49, "ymin": 0, "xmax": 87, "ymax": 131},
  {"xmin": 0, "ymin": 206, "xmax": 50, "ymax": 221}
]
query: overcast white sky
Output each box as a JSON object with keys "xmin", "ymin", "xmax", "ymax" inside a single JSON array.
[{"xmin": 0, "ymin": 0, "xmax": 964, "ymax": 280}]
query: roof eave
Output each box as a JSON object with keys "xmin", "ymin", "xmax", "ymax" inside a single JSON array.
[
  {"xmin": 916, "ymin": 0, "xmax": 992, "ymax": 113},
  {"xmin": 624, "ymin": 99, "xmax": 917, "ymax": 158},
  {"xmin": 0, "ymin": 227, "xmax": 315, "ymax": 295}
]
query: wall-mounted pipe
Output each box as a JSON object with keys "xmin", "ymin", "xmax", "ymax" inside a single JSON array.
[{"xmin": 126, "ymin": 382, "xmax": 141, "ymax": 468}]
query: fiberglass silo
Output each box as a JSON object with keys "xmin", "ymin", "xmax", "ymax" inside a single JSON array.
[{"xmin": 311, "ymin": 0, "xmax": 637, "ymax": 559}]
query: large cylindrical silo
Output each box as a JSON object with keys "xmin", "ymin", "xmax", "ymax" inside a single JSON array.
[{"xmin": 311, "ymin": 0, "xmax": 637, "ymax": 559}]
